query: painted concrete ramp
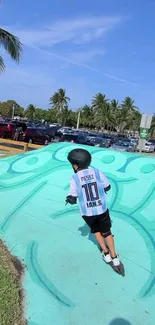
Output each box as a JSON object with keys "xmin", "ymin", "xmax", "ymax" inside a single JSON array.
[{"xmin": 0, "ymin": 143, "xmax": 155, "ymax": 325}]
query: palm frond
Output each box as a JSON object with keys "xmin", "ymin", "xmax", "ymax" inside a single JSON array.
[
  {"xmin": 0, "ymin": 28, "xmax": 22, "ymax": 62},
  {"xmin": 0, "ymin": 55, "xmax": 5, "ymax": 72}
]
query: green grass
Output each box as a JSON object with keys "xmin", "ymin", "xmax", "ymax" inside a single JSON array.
[{"xmin": 0, "ymin": 240, "xmax": 27, "ymax": 325}]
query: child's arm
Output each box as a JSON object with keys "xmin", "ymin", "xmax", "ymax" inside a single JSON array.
[
  {"xmin": 65, "ymin": 177, "xmax": 78, "ymax": 205},
  {"xmin": 99, "ymin": 171, "xmax": 111, "ymax": 193}
]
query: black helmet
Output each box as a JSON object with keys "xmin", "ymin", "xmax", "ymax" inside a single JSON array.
[{"xmin": 67, "ymin": 148, "xmax": 91, "ymax": 169}]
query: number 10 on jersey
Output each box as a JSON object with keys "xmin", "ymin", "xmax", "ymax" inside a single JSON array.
[{"xmin": 82, "ymin": 182, "xmax": 99, "ymax": 202}]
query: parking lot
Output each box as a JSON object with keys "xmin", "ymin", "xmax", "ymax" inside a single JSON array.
[{"xmin": 0, "ymin": 120, "xmax": 154, "ymax": 156}]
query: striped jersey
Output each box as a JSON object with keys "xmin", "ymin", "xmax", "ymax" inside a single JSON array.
[{"xmin": 68, "ymin": 167, "xmax": 110, "ymax": 217}]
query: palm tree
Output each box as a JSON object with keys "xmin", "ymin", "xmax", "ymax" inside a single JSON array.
[
  {"xmin": 49, "ymin": 88, "xmax": 70, "ymax": 124},
  {"xmin": 25, "ymin": 104, "xmax": 36, "ymax": 120},
  {"xmin": 0, "ymin": 28, "xmax": 22, "ymax": 72},
  {"xmin": 92, "ymin": 93, "xmax": 109, "ymax": 130},
  {"xmin": 61, "ymin": 105, "xmax": 70, "ymax": 125},
  {"xmin": 110, "ymin": 99, "xmax": 120, "ymax": 131},
  {"xmin": 49, "ymin": 88, "xmax": 70, "ymax": 110},
  {"xmin": 80, "ymin": 105, "xmax": 94, "ymax": 127},
  {"xmin": 121, "ymin": 96, "xmax": 139, "ymax": 112},
  {"xmin": 111, "ymin": 99, "xmax": 120, "ymax": 111},
  {"xmin": 118, "ymin": 96, "xmax": 139, "ymax": 133}
]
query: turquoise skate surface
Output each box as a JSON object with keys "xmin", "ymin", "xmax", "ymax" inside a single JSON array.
[{"xmin": 0, "ymin": 143, "xmax": 155, "ymax": 325}]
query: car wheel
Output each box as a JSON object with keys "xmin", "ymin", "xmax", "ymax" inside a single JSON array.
[
  {"xmin": 28, "ymin": 138, "xmax": 33, "ymax": 144},
  {"xmin": 44, "ymin": 139, "xmax": 49, "ymax": 145},
  {"xmin": 2, "ymin": 133, "xmax": 8, "ymax": 139}
]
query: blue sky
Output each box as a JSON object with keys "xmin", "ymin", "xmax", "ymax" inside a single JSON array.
[{"xmin": 0, "ymin": 0, "xmax": 155, "ymax": 113}]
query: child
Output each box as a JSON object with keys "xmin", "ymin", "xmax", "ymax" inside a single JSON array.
[{"xmin": 66, "ymin": 148, "xmax": 120, "ymax": 267}]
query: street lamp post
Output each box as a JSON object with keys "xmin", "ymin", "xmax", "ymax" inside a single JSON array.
[
  {"xmin": 76, "ymin": 111, "xmax": 80, "ymax": 130},
  {"xmin": 12, "ymin": 104, "xmax": 15, "ymax": 119}
]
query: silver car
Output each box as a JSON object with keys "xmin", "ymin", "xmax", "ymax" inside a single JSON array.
[{"xmin": 112, "ymin": 141, "xmax": 137, "ymax": 152}]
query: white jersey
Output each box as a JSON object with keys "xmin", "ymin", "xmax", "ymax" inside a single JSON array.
[{"xmin": 68, "ymin": 167, "xmax": 110, "ymax": 217}]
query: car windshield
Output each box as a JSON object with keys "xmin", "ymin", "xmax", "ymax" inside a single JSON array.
[
  {"xmin": 62, "ymin": 134, "xmax": 78, "ymax": 140},
  {"xmin": 90, "ymin": 137, "xmax": 102, "ymax": 143},
  {"xmin": 119, "ymin": 139, "xmax": 130, "ymax": 143},
  {"xmin": 101, "ymin": 140, "xmax": 108, "ymax": 144},
  {"xmin": 115, "ymin": 141, "xmax": 129, "ymax": 147}
]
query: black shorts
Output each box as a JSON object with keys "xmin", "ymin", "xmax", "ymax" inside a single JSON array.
[{"xmin": 82, "ymin": 209, "xmax": 111, "ymax": 234}]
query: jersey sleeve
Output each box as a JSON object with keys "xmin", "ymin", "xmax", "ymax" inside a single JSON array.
[
  {"xmin": 68, "ymin": 177, "xmax": 78, "ymax": 197},
  {"xmin": 99, "ymin": 171, "xmax": 110, "ymax": 188}
]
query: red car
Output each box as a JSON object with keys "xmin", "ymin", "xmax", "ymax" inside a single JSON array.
[
  {"xmin": 20, "ymin": 128, "xmax": 50, "ymax": 145},
  {"xmin": 0, "ymin": 122, "xmax": 16, "ymax": 138}
]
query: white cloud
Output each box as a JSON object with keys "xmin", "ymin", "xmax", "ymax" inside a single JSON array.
[
  {"xmin": 3, "ymin": 15, "xmax": 122, "ymax": 48},
  {"xmin": 0, "ymin": 15, "xmax": 139, "ymax": 89},
  {"xmin": 32, "ymin": 46, "xmax": 139, "ymax": 86},
  {"xmin": 63, "ymin": 49, "xmax": 105, "ymax": 64}
]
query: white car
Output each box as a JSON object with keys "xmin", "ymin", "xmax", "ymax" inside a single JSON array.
[
  {"xmin": 138, "ymin": 142, "xmax": 154, "ymax": 153},
  {"xmin": 59, "ymin": 127, "xmax": 72, "ymax": 135}
]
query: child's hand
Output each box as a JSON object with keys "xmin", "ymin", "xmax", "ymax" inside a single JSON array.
[{"xmin": 65, "ymin": 195, "xmax": 77, "ymax": 205}]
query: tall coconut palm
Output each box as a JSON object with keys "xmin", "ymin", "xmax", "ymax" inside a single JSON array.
[
  {"xmin": 49, "ymin": 88, "xmax": 70, "ymax": 123},
  {"xmin": 92, "ymin": 93, "xmax": 109, "ymax": 130},
  {"xmin": 80, "ymin": 105, "xmax": 94, "ymax": 127},
  {"xmin": 50, "ymin": 88, "xmax": 70, "ymax": 110},
  {"xmin": 0, "ymin": 28, "xmax": 22, "ymax": 72},
  {"xmin": 110, "ymin": 99, "xmax": 120, "ymax": 111},
  {"xmin": 25, "ymin": 104, "xmax": 36, "ymax": 120},
  {"xmin": 110, "ymin": 99, "xmax": 120, "ymax": 131},
  {"xmin": 121, "ymin": 96, "xmax": 138, "ymax": 112},
  {"xmin": 118, "ymin": 96, "xmax": 139, "ymax": 132}
]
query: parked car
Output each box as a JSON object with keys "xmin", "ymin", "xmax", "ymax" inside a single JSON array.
[
  {"xmin": 0, "ymin": 122, "xmax": 16, "ymax": 138},
  {"xmin": 148, "ymin": 139, "xmax": 155, "ymax": 151},
  {"xmin": 20, "ymin": 128, "xmax": 50, "ymax": 145},
  {"xmin": 118, "ymin": 138, "xmax": 131, "ymax": 144},
  {"xmin": 59, "ymin": 133, "xmax": 94, "ymax": 145},
  {"xmin": 130, "ymin": 137, "xmax": 139, "ymax": 143},
  {"xmin": 86, "ymin": 132, "xmax": 98, "ymax": 140},
  {"xmin": 99, "ymin": 139, "xmax": 111, "ymax": 148},
  {"xmin": 49, "ymin": 126, "xmax": 62, "ymax": 137},
  {"xmin": 41, "ymin": 127, "xmax": 55, "ymax": 141},
  {"xmin": 130, "ymin": 138, "xmax": 138, "ymax": 146},
  {"xmin": 137, "ymin": 142, "xmax": 154, "ymax": 153},
  {"xmin": 111, "ymin": 141, "xmax": 137, "ymax": 152},
  {"xmin": 58, "ymin": 127, "xmax": 73, "ymax": 136},
  {"xmin": 88, "ymin": 137, "xmax": 103, "ymax": 146},
  {"xmin": 102, "ymin": 134, "xmax": 117, "ymax": 145}
]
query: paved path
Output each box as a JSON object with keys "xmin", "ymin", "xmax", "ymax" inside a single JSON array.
[{"xmin": 0, "ymin": 143, "xmax": 155, "ymax": 325}]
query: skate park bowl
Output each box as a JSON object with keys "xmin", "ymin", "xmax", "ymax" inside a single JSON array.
[{"xmin": 0, "ymin": 142, "xmax": 155, "ymax": 325}]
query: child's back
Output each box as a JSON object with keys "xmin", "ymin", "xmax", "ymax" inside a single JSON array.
[{"xmin": 70, "ymin": 167, "xmax": 109, "ymax": 217}]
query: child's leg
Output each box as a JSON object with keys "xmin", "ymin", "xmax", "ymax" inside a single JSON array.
[
  {"xmin": 98, "ymin": 210, "xmax": 120, "ymax": 265},
  {"xmin": 103, "ymin": 232, "xmax": 117, "ymax": 258},
  {"xmin": 94, "ymin": 232, "xmax": 109, "ymax": 253},
  {"xmin": 103, "ymin": 232, "xmax": 120, "ymax": 266},
  {"xmin": 82, "ymin": 216, "xmax": 109, "ymax": 253}
]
